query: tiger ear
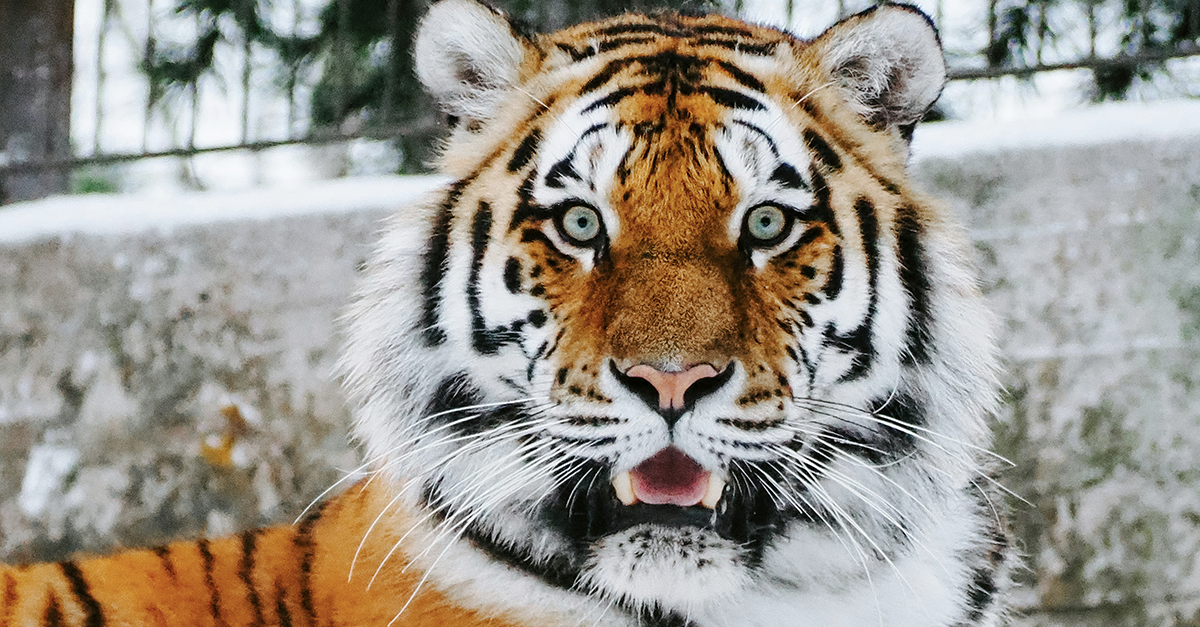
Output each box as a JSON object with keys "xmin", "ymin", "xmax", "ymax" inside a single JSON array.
[
  {"xmin": 806, "ymin": 4, "xmax": 946, "ymax": 136},
  {"xmin": 414, "ymin": 0, "xmax": 532, "ymax": 123}
]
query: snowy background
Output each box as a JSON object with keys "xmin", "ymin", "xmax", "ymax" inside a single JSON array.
[{"xmin": 1, "ymin": 0, "xmax": 1200, "ymax": 625}]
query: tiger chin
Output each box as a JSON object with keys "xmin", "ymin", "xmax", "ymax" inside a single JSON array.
[{"xmin": 2, "ymin": 2, "xmax": 1010, "ymax": 627}]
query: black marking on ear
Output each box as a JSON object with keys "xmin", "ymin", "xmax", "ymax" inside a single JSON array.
[
  {"xmin": 714, "ymin": 59, "xmax": 766, "ymax": 92},
  {"xmin": 468, "ymin": 202, "xmax": 518, "ymax": 355},
  {"xmin": 504, "ymin": 258, "xmax": 523, "ymax": 294},
  {"xmin": 420, "ymin": 176, "xmax": 475, "ymax": 346},
  {"xmin": 770, "ymin": 163, "xmax": 808, "ymax": 190},
  {"xmin": 896, "ymin": 205, "xmax": 933, "ymax": 365},
  {"xmin": 699, "ymin": 86, "xmax": 765, "ymax": 111},
  {"xmin": 803, "ymin": 129, "xmax": 842, "ymax": 172},
  {"xmin": 507, "ymin": 128, "xmax": 542, "ymax": 173}
]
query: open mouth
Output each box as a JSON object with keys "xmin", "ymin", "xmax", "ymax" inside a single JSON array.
[
  {"xmin": 612, "ymin": 446, "xmax": 725, "ymax": 508},
  {"xmin": 554, "ymin": 447, "xmax": 783, "ymax": 551}
]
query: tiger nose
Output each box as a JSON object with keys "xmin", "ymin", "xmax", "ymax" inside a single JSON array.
[{"xmin": 611, "ymin": 362, "xmax": 733, "ymax": 425}]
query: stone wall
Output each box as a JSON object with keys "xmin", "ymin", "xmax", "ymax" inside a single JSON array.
[{"xmin": 2, "ymin": 109, "xmax": 1199, "ymax": 625}]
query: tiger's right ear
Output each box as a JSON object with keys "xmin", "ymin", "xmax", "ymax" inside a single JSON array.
[{"xmin": 415, "ymin": 0, "xmax": 532, "ymax": 124}]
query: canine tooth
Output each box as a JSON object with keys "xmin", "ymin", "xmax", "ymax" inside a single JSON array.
[
  {"xmin": 701, "ymin": 474, "xmax": 726, "ymax": 509},
  {"xmin": 613, "ymin": 471, "xmax": 637, "ymax": 505}
]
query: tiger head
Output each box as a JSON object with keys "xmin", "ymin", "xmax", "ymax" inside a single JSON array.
[{"xmin": 342, "ymin": 1, "xmax": 1002, "ymax": 624}]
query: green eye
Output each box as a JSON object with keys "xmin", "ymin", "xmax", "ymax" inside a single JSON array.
[
  {"xmin": 559, "ymin": 204, "xmax": 603, "ymax": 245},
  {"xmin": 744, "ymin": 204, "xmax": 790, "ymax": 245}
]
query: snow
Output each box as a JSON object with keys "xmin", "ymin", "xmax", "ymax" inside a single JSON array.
[
  {"xmin": 911, "ymin": 98, "xmax": 1200, "ymax": 161},
  {"xmin": 0, "ymin": 174, "xmax": 449, "ymax": 246}
]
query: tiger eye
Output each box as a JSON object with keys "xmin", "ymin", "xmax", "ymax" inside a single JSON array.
[
  {"xmin": 745, "ymin": 204, "xmax": 788, "ymax": 244},
  {"xmin": 560, "ymin": 205, "xmax": 602, "ymax": 244}
]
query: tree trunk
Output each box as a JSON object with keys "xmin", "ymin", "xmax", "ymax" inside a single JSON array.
[{"xmin": 0, "ymin": 0, "xmax": 75, "ymax": 204}]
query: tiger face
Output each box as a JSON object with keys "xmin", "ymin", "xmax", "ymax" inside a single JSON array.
[{"xmin": 342, "ymin": 2, "xmax": 1008, "ymax": 626}]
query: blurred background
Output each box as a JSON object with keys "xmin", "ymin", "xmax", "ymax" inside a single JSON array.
[{"xmin": 0, "ymin": 1, "xmax": 1198, "ymax": 626}]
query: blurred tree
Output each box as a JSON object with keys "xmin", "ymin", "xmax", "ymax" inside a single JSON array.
[
  {"xmin": 142, "ymin": 0, "xmax": 718, "ymax": 173},
  {"xmin": 0, "ymin": 0, "xmax": 74, "ymax": 203},
  {"xmin": 984, "ymin": 0, "xmax": 1200, "ymax": 100}
]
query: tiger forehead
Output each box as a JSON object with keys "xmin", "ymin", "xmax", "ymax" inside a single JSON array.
[{"xmin": 543, "ymin": 11, "xmax": 791, "ymax": 63}]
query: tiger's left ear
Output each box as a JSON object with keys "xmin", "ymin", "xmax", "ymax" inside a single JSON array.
[
  {"xmin": 414, "ymin": 0, "xmax": 533, "ymax": 124},
  {"xmin": 805, "ymin": 4, "xmax": 946, "ymax": 138}
]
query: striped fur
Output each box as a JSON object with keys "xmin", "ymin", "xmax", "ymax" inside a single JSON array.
[{"xmin": 2, "ymin": 3, "xmax": 1010, "ymax": 627}]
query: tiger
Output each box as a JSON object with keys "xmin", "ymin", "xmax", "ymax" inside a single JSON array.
[{"xmin": 1, "ymin": 1, "xmax": 1011, "ymax": 626}]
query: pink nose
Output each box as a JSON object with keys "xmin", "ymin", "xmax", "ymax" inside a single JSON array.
[{"xmin": 624, "ymin": 364, "xmax": 721, "ymax": 411}]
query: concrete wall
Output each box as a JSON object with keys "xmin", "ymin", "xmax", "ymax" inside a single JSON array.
[{"xmin": 2, "ymin": 105, "xmax": 1199, "ymax": 625}]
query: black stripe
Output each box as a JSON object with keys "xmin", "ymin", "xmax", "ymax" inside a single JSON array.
[
  {"xmin": 803, "ymin": 129, "xmax": 842, "ymax": 171},
  {"xmin": 597, "ymin": 36, "xmax": 655, "ymax": 53},
  {"xmin": 825, "ymin": 245, "xmax": 844, "ymax": 299},
  {"xmin": 896, "ymin": 205, "xmax": 933, "ymax": 364},
  {"xmin": 507, "ymin": 128, "xmax": 541, "ymax": 173},
  {"xmin": 690, "ymin": 24, "xmax": 754, "ymax": 37},
  {"xmin": 151, "ymin": 545, "xmax": 177, "ymax": 580},
  {"xmin": 963, "ymin": 565, "xmax": 998, "ymax": 623},
  {"xmin": 427, "ymin": 373, "xmax": 486, "ymax": 433},
  {"xmin": 831, "ymin": 197, "xmax": 880, "ymax": 382},
  {"xmin": 556, "ymin": 42, "xmax": 594, "ymax": 62},
  {"xmin": 43, "ymin": 593, "xmax": 65, "ymax": 627},
  {"xmin": 198, "ymin": 538, "xmax": 223, "ymax": 626},
  {"xmin": 294, "ymin": 502, "xmax": 327, "ymax": 627},
  {"xmin": 503, "ymin": 258, "xmax": 523, "ymax": 294},
  {"xmin": 714, "ymin": 59, "xmax": 766, "ymax": 93},
  {"xmin": 544, "ymin": 156, "xmax": 580, "ymax": 190},
  {"xmin": 420, "ymin": 177, "xmax": 475, "ymax": 346},
  {"xmin": 59, "ymin": 562, "xmax": 104, "ymax": 627},
  {"xmin": 596, "ymin": 22, "xmax": 672, "ymax": 37},
  {"xmin": 806, "ymin": 167, "xmax": 840, "ymax": 237},
  {"xmin": 581, "ymin": 58, "xmax": 636, "ymax": 94},
  {"xmin": 467, "ymin": 201, "xmax": 517, "ymax": 354},
  {"xmin": 789, "ymin": 225, "xmax": 825, "ymax": 253},
  {"xmin": 770, "ymin": 163, "xmax": 807, "ymax": 190},
  {"xmin": 582, "ymin": 86, "xmax": 639, "ymax": 113},
  {"xmin": 2, "ymin": 571, "xmax": 18, "ymax": 627},
  {"xmin": 509, "ymin": 170, "xmax": 545, "ymax": 230},
  {"xmin": 274, "ymin": 582, "xmax": 293, "ymax": 627},
  {"xmin": 239, "ymin": 531, "xmax": 265, "ymax": 627},
  {"xmin": 695, "ymin": 38, "xmax": 776, "ymax": 55},
  {"xmin": 698, "ymin": 86, "xmax": 764, "ymax": 111}
]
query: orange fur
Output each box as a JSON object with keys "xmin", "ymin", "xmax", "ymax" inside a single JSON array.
[{"xmin": 0, "ymin": 481, "xmax": 527, "ymax": 627}]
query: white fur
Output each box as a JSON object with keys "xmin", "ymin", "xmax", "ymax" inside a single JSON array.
[{"xmin": 342, "ymin": 4, "xmax": 1008, "ymax": 627}]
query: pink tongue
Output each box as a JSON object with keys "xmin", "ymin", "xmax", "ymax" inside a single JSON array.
[{"xmin": 630, "ymin": 447, "xmax": 709, "ymax": 506}]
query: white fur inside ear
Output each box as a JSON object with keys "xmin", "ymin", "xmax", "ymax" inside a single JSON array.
[
  {"xmin": 415, "ymin": 0, "xmax": 527, "ymax": 121},
  {"xmin": 818, "ymin": 6, "xmax": 946, "ymax": 129}
]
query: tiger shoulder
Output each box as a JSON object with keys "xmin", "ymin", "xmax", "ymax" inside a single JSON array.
[{"xmin": 2, "ymin": 2, "xmax": 1011, "ymax": 626}]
